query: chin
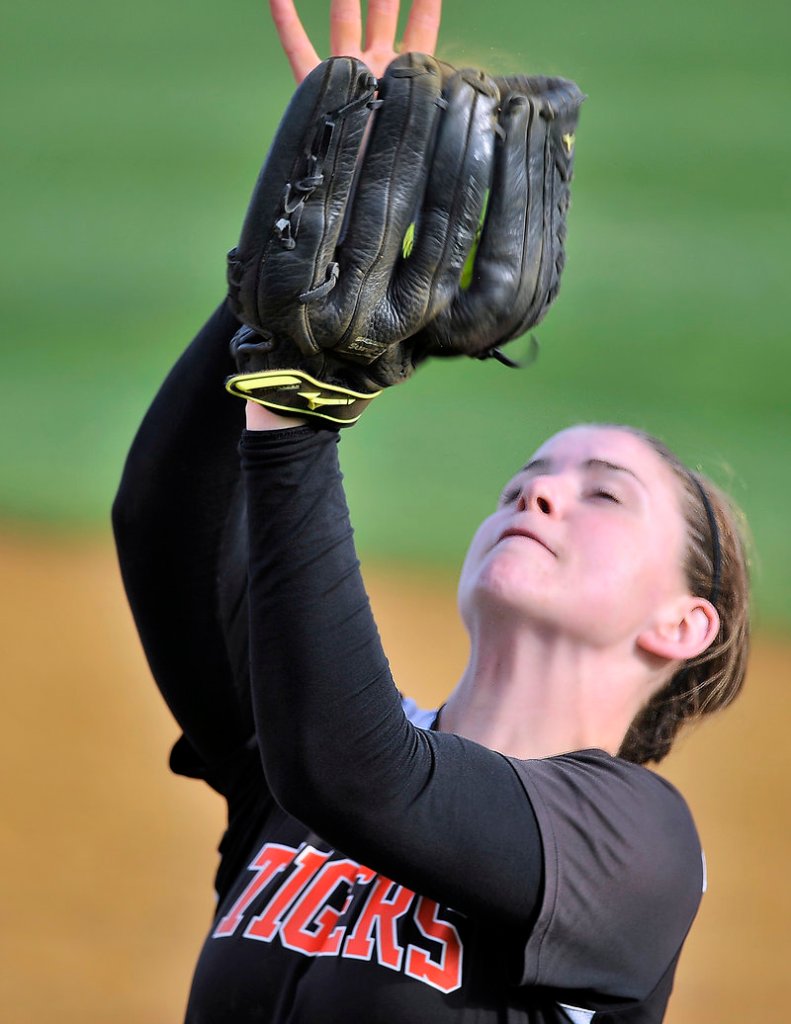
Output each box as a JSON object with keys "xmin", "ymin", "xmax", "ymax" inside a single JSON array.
[{"xmin": 459, "ymin": 559, "xmax": 558, "ymax": 629}]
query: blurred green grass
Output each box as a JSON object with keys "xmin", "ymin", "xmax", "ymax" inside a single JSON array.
[{"xmin": 1, "ymin": 0, "xmax": 788, "ymax": 625}]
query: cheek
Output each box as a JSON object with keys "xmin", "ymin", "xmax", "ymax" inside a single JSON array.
[
  {"xmin": 458, "ymin": 519, "xmax": 496, "ymax": 598},
  {"xmin": 574, "ymin": 527, "xmax": 675, "ymax": 628},
  {"xmin": 579, "ymin": 517, "xmax": 649, "ymax": 576},
  {"xmin": 457, "ymin": 517, "xmax": 518, "ymax": 615}
]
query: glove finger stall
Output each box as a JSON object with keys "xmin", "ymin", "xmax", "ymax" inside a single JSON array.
[
  {"xmin": 424, "ymin": 89, "xmax": 537, "ymax": 353},
  {"xmin": 324, "ymin": 52, "xmax": 446, "ymax": 363},
  {"xmin": 420, "ymin": 75, "xmax": 584, "ymax": 358},
  {"xmin": 496, "ymin": 76, "xmax": 583, "ymax": 344},
  {"xmin": 393, "ymin": 66, "xmax": 499, "ymax": 343},
  {"xmin": 227, "ymin": 57, "xmax": 376, "ymax": 354}
]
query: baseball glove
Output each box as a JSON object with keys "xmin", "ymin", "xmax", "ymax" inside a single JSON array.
[{"xmin": 225, "ymin": 54, "xmax": 584, "ymax": 425}]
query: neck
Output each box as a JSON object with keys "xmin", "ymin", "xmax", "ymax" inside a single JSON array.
[{"xmin": 440, "ymin": 615, "xmax": 654, "ymax": 761}]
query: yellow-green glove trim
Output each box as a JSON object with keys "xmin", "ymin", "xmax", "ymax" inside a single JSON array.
[{"xmin": 225, "ymin": 368, "xmax": 382, "ymax": 427}]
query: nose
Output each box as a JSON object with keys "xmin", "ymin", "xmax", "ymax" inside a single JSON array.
[{"xmin": 516, "ymin": 475, "xmax": 561, "ymax": 516}]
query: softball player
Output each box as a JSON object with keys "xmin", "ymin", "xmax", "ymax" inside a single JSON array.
[{"xmin": 112, "ymin": 3, "xmax": 750, "ymax": 1020}]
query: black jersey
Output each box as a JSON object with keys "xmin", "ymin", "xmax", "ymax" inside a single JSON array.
[
  {"xmin": 178, "ymin": 708, "xmax": 703, "ymax": 1024},
  {"xmin": 113, "ymin": 304, "xmax": 705, "ymax": 1024}
]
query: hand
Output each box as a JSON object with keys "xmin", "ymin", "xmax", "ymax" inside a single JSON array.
[{"xmin": 269, "ymin": 0, "xmax": 442, "ymax": 82}]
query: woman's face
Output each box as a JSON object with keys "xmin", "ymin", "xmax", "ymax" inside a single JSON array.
[{"xmin": 458, "ymin": 425, "xmax": 691, "ymax": 647}]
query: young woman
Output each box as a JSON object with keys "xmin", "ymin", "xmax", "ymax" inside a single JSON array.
[{"xmin": 113, "ymin": 3, "xmax": 749, "ymax": 1021}]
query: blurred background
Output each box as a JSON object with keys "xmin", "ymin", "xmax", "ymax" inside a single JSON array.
[{"xmin": 1, "ymin": 0, "xmax": 788, "ymax": 1020}]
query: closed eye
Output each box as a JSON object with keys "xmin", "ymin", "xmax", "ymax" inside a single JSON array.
[
  {"xmin": 500, "ymin": 487, "xmax": 521, "ymax": 506},
  {"xmin": 591, "ymin": 489, "xmax": 620, "ymax": 503}
]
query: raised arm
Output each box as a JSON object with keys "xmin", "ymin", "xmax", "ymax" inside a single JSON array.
[
  {"xmin": 239, "ymin": 425, "xmax": 544, "ymax": 927},
  {"xmin": 111, "ymin": 0, "xmax": 443, "ymax": 782},
  {"xmin": 270, "ymin": 0, "xmax": 443, "ymax": 82},
  {"xmin": 112, "ymin": 303, "xmax": 256, "ymax": 779}
]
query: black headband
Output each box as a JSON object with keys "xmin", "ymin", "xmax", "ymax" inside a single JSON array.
[{"xmin": 691, "ymin": 476, "xmax": 722, "ymax": 607}]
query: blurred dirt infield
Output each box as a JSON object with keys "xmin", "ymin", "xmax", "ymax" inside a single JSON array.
[{"xmin": 2, "ymin": 532, "xmax": 789, "ymax": 1023}]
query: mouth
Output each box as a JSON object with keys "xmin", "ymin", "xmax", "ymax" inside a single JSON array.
[{"xmin": 497, "ymin": 527, "xmax": 556, "ymax": 556}]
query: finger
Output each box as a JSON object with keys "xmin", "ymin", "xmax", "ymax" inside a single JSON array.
[
  {"xmin": 330, "ymin": 0, "xmax": 362, "ymax": 56},
  {"xmin": 364, "ymin": 0, "xmax": 400, "ymax": 51},
  {"xmin": 401, "ymin": 0, "xmax": 442, "ymax": 54},
  {"xmin": 269, "ymin": 0, "xmax": 321, "ymax": 83}
]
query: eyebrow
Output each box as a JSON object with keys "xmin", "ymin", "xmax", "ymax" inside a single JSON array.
[{"xmin": 520, "ymin": 457, "xmax": 646, "ymax": 488}]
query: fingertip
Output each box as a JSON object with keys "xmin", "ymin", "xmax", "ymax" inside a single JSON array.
[
  {"xmin": 401, "ymin": 0, "xmax": 443, "ymax": 54},
  {"xmin": 269, "ymin": 0, "xmax": 322, "ymax": 83}
]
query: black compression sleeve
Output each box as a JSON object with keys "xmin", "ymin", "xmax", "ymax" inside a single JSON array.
[
  {"xmin": 112, "ymin": 301, "xmax": 254, "ymax": 772},
  {"xmin": 240, "ymin": 427, "xmax": 544, "ymax": 929}
]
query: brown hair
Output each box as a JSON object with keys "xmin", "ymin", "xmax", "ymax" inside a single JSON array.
[{"xmin": 616, "ymin": 428, "xmax": 751, "ymax": 764}]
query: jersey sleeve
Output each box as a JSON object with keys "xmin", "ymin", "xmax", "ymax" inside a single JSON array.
[
  {"xmin": 510, "ymin": 752, "xmax": 704, "ymax": 1000},
  {"xmin": 239, "ymin": 426, "xmax": 546, "ymax": 929},
  {"xmin": 112, "ymin": 301, "xmax": 256, "ymax": 784}
]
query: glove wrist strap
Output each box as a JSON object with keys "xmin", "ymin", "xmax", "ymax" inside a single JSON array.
[{"xmin": 225, "ymin": 368, "xmax": 381, "ymax": 427}]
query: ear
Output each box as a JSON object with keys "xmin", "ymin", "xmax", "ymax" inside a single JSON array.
[{"xmin": 636, "ymin": 596, "xmax": 720, "ymax": 664}]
